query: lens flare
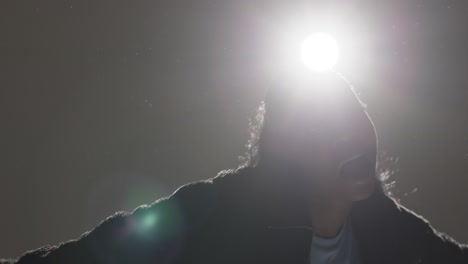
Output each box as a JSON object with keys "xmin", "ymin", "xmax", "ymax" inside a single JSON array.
[
  {"xmin": 142, "ymin": 212, "xmax": 157, "ymax": 229},
  {"xmin": 300, "ymin": 33, "xmax": 340, "ymax": 72}
]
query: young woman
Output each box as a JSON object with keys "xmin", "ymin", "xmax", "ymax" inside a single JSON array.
[{"xmin": 7, "ymin": 74, "xmax": 467, "ymax": 264}]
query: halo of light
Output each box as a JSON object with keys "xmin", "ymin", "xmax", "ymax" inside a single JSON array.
[
  {"xmin": 141, "ymin": 212, "xmax": 157, "ymax": 229},
  {"xmin": 300, "ymin": 33, "xmax": 340, "ymax": 72}
]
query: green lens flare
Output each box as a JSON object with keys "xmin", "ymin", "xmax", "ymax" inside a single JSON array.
[{"xmin": 141, "ymin": 212, "xmax": 157, "ymax": 229}]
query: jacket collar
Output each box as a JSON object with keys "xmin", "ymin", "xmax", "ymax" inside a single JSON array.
[{"xmin": 252, "ymin": 166, "xmax": 389, "ymax": 230}]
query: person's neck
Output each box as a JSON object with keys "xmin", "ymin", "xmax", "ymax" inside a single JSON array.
[{"xmin": 308, "ymin": 198, "xmax": 352, "ymax": 238}]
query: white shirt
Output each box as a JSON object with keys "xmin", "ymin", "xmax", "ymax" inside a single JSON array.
[{"xmin": 309, "ymin": 218, "xmax": 361, "ymax": 264}]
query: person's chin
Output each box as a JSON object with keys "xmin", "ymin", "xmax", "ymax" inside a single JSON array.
[
  {"xmin": 348, "ymin": 177, "xmax": 377, "ymax": 201},
  {"xmin": 338, "ymin": 152, "xmax": 377, "ymax": 201}
]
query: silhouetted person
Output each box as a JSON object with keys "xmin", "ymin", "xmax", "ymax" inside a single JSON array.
[{"xmin": 3, "ymin": 74, "xmax": 467, "ymax": 264}]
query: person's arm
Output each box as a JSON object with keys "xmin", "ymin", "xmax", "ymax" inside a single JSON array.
[{"xmin": 11, "ymin": 180, "xmax": 219, "ymax": 264}]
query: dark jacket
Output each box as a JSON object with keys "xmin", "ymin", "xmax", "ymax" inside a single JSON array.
[{"xmin": 5, "ymin": 167, "xmax": 468, "ymax": 264}]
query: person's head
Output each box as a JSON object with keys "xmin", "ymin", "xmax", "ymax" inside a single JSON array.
[{"xmin": 249, "ymin": 73, "xmax": 378, "ymax": 204}]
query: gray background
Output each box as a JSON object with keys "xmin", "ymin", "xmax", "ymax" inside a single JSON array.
[{"xmin": 1, "ymin": 0, "xmax": 467, "ymax": 258}]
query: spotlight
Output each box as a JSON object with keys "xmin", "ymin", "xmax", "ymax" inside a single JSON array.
[{"xmin": 300, "ymin": 33, "xmax": 340, "ymax": 72}]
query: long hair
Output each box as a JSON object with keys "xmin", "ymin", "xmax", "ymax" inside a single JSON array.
[{"xmin": 240, "ymin": 73, "xmax": 396, "ymax": 195}]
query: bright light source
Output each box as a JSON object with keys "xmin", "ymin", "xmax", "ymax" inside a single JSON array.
[{"xmin": 300, "ymin": 33, "xmax": 340, "ymax": 72}]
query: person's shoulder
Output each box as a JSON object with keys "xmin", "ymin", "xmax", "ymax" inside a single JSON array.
[
  {"xmin": 355, "ymin": 191, "xmax": 461, "ymax": 243},
  {"xmin": 163, "ymin": 165, "xmax": 254, "ymax": 205},
  {"xmin": 132, "ymin": 166, "xmax": 255, "ymax": 227},
  {"xmin": 12, "ymin": 167, "xmax": 256, "ymax": 264},
  {"xmin": 393, "ymin": 200, "xmax": 466, "ymax": 246},
  {"xmin": 354, "ymin": 192, "xmax": 468, "ymax": 262},
  {"xmin": 391, "ymin": 199, "xmax": 468, "ymax": 262}
]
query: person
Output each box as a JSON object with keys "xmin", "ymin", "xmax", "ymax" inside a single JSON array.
[{"xmin": 3, "ymin": 73, "xmax": 467, "ymax": 264}]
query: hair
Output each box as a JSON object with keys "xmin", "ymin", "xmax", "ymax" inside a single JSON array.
[
  {"xmin": 243, "ymin": 73, "xmax": 360, "ymax": 166},
  {"xmin": 239, "ymin": 73, "xmax": 396, "ymax": 196}
]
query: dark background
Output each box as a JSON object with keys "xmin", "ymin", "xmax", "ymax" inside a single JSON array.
[{"xmin": 1, "ymin": 0, "xmax": 467, "ymax": 258}]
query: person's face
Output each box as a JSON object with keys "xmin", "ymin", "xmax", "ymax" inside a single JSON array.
[{"xmin": 268, "ymin": 79, "xmax": 377, "ymax": 203}]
